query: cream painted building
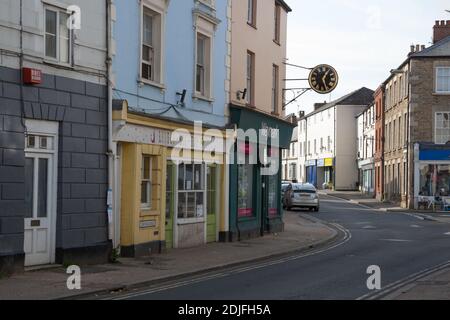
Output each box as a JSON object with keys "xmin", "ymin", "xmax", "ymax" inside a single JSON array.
[{"xmin": 227, "ymin": 0, "xmax": 295, "ymax": 241}]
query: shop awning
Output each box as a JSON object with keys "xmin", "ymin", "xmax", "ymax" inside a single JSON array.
[{"xmin": 229, "ymin": 104, "xmax": 296, "ymax": 149}]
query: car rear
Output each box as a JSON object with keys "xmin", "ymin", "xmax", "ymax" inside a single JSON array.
[{"xmin": 288, "ymin": 184, "xmax": 320, "ymax": 211}]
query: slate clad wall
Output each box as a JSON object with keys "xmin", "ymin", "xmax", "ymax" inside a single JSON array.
[{"xmin": 0, "ymin": 66, "xmax": 110, "ymax": 273}]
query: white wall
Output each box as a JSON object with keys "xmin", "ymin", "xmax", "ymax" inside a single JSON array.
[{"xmin": 336, "ymin": 105, "xmax": 369, "ymax": 190}]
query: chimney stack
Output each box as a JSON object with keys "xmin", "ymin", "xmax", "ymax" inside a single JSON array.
[
  {"xmin": 433, "ymin": 20, "xmax": 450, "ymax": 44},
  {"xmin": 314, "ymin": 102, "xmax": 327, "ymax": 110}
]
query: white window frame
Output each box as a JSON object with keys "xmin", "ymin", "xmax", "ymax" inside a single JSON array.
[
  {"xmin": 139, "ymin": 1, "xmax": 166, "ymax": 88},
  {"xmin": 435, "ymin": 112, "xmax": 450, "ymax": 144},
  {"xmin": 436, "ymin": 67, "xmax": 450, "ymax": 94},
  {"xmin": 44, "ymin": 6, "xmax": 72, "ymax": 65}
]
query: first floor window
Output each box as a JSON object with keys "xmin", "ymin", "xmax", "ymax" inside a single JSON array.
[
  {"xmin": 246, "ymin": 51, "xmax": 255, "ymax": 105},
  {"xmin": 436, "ymin": 67, "xmax": 450, "ymax": 93},
  {"xmin": 196, "ymin": 33, "xmax": 211, "ymax": 97},
  {"xmin": 45, "ymin": 8, "xmax": 70, "ymax": 63},
  {"xmin": 178, "ymin": 163, "xmax": 205, "ymax": 219},
  {"xmin": 238, "ymin": 164, "xmax": 254, "ymax": 218},
  {"xmin": 436, "ymin": 112, "xmax": 450, "ymax": 144},
  {"xmin": 141, "ymin": 6, "xmax": 162, "ymax": 83},
  {"xmin": 271, "ymin": 64, "xmax": 279, "ymax": 113},
  {"xmin": 141, "ymin": 156, "xmax": 154, "ymax": 209}
]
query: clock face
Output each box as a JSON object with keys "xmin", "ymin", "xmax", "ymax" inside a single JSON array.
[{"xmin": 308, "ymin": 65, "xmax": 339, "ymax": 94}]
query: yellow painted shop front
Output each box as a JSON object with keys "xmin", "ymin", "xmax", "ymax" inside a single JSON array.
[{"xmin": 113, "ymin": 103, "xmax": 227, "ymax": 257}]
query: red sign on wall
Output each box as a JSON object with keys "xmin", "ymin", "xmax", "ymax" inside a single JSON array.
[{"xmin": 23, "ymin": 68, "xmax": 42, "ymax": 85}]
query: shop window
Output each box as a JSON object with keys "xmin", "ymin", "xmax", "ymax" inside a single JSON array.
[
  {"xmin": 419, "ymin": 164, "xmax": 450, "ymax": 197},
  {"xmin": 268, "ymin": 173, "xmax": 279, "ymax": 217},
  {"xmin": 238, "ymin": 164, "xmax": 254, "ymax": 218},
  {"xmin": 178, "ymin": 164, "xmax": 205, "ymax": 219},
  {"xmin": 435, "ymin": 112, "xmax": 450, "ymax": 144}
]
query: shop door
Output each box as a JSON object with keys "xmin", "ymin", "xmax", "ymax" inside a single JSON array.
[
  {"xmin": 24, "ymin": 153, "xmax": 55, "ymax": 267},
  {"xmin": 165, "ymin": 162, "xmax": 175, "ymax": 249},
  {"xmin": 206, "ymin": 165, "xmax": 217, "ymax": 243}
]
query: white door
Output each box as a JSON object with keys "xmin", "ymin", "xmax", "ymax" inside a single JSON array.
[
  {"xmin": 24, "ymin": 120, "xmax": 58, "ymax": 267},
  {"xmin": 24, "ymin": 154, "xmax": 54, "ymax": 266}
]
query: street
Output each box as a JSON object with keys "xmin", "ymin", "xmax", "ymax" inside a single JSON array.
[{"xmin": 112, "ymin": 195, "xmax": 450, "ymax": 300}]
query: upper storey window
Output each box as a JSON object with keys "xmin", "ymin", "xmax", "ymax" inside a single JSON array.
[
  {"xmin": 141, "ymin": 5, "xmax": 163, "ymax": 85},
  {"xmin": 247, "ymin": 0, "xmax": 257, "ymax": 27},
  {"xmin": 45, "ymin": 7, "xmax": 71, "ymax": 64}
]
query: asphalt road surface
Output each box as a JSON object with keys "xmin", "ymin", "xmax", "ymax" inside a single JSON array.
[{"xmin": 113, "ymin": 195, "xmax": 450, "ymax": 300}]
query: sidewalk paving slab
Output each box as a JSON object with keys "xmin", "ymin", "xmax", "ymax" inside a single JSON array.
[{"xmin": 0, "ymin": 212, "xmax": 338, "ymax": 300}]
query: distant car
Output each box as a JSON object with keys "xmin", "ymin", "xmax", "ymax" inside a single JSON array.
[{"xmin": 283, "ymin": 183, "xmax": 320, "ymax": 212}]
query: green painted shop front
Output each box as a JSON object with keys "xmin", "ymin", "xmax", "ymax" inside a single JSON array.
[{"xmin": 224, "ymin": 104, "xmax": 296, "ymax": 241}]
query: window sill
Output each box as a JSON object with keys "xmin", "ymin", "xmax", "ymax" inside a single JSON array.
[
  {"xmin": 433, "ymin": 92, "xmax": 450, "ymax": 96},
  {"xmin": 138, "ymin": 78, "xmax": 166, "ymax": 90},
  {"xmin": 43, "ymin": 59, "xmax": 73, "ymax": 69},
  {"xmin": 177, "ymin": 217, "xmax": 205, "ymax": 225},
  {"xmin": 193, "ymin": 93, "xmax": 214, "ymax": 103}
]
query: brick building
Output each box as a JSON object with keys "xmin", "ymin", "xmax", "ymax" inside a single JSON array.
[
  {"xmin": 379, "ymin": 21, "xmax": 450, "ymax": 208},
  {"xmin": 374, "ymin": 85, "xmax": 385, "ymax": 201}
]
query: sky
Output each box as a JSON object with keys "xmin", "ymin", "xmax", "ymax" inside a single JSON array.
[{"xmin": 285, "ymin": 0, "xmax": 450, "ymax": 115}]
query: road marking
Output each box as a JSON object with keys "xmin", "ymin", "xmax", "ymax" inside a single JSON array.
[
  {"xmin": 110, "ymin": 224, "xmax": 352, "ymax": 300},
  {"xmin": 362, "ymin": 225, "xmax": 376, "ymax": 229},
  {"xmin": 379, "ymin": 239, "xmax": 413, "ymax": 243},
  {"xmin": 444, "ymin": 232, "xmax": 450, "ymax": 236},
  {"xmin": 357, "ymin": 260, "xmax": 450, "ymax": 300},
  {"xmin": 410, "ymin": 225, "xmax": 421, "ymax": 228}
]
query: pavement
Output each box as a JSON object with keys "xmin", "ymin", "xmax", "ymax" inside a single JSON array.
[
  {"xmin": 0, "ymin": 211, "xmax": 337, "ymax": 300},
  {"xmin": 321, "ymin": 190, "xmax": 450, "ymax": 225}
]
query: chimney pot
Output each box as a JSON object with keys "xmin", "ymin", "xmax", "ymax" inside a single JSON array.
[
  {"xmin": 410, "ymin": 45, "xmax": 415, "ymax": 52},
  {"xmin": 416, "ymin": 44, "xmax": 420, "ymax": 52},
  {"xmin": 441, "ymin": 20, "xmax": 446, "ymax": 26},
  {"xmin": 421, "ymin": 45, "xmax": 426, "ymax": 50}
]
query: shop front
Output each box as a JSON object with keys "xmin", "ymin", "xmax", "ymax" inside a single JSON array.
[
  {"xmin": 227, "ymin": 104, "xmax": 296, "ymax": 241},
  {"xmin": 317, "ymin": 158, "xmax": 334, "ymax": 189},
  {"xmin": 358, "ymin": 159, "xmax": 375, "ymax": 195},
  {"xmin": 306, "ymin": 160, "xmax": 317, "ymax": 187},
  {"xmin": 414, "ymin": 143, "xmax": 450, "ymax": 209},
  {"xmin": 113, "ymin": 101, "xmax": 227, "ymax": 256}
]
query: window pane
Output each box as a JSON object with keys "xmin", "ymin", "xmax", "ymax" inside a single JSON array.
[
  {"xmin": 143, "ymin": 156, "xmax": 151, "ymax": 179},
  {"xmin": 143, "ymin": 13, "xmax": 153, "ymax": 45},
  {"xmin": 25, "ymin": 158, "xmax": 34, "ymax": 219},
  {"xmin": 166, "ymin": 163, "xmax": 173, "ymax": 219},
  {"xmin": 238, "ymin": 164, "xmax": 254, "ymax": 217},
  {"xmin": 196, "ymin": 192, "xmax": 204, "ymax": 218},
  {"xmin": 141, "ymin": 181, "xmax": 148, "ymax": 204},
  {"xmin": 45, "ymin": 34, "xmax": 57, "ymax": 58},
  {"xmin": 177, "ymin": 193, "xmax": 187, "ymax": 218},
  {"xmin": 178, "ymin": 164, "xmax": 185, "ymax": 190},
  {"xmin": 60, "ymin": 12, "xmax": 70, "ymax": 63},
  {"xmin": 38, "ymin": 159, "xmax": 48, "ymax": 218},
  {"xmin": 45, "ymin": 10, "xmax": 57, "ymax": 35},
  {"xmin": 185, "ymin": 164, "xmax": 193, "ymax": 190},
  {"xmin": 194, "ymin": 164, "xmax": 203, "ymax": 190},
  {"xmin": 187, "ymin": 192, "xmax": 196, "ymax": 218}
]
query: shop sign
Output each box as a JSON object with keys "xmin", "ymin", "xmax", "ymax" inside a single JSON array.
[
  {"xmin": 306, "ymin": 160, "xmax": 316, "ymax": 167},
  {"xmin": 317, "ymin": 159, "xmax": 325, "ymax": 167},
  {"xmin": 325, "ymin": 158, "xmax": 334, "ymax": 167},
  {"xmin": 115, "ymin": 124, "xmax": 177, "ymax": 148}
]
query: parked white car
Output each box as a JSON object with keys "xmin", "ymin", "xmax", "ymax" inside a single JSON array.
[{"xmin": 283, "ymin": 183, "xmax": 320, "ymax": 212}]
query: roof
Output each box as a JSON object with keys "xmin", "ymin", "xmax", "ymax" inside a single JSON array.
[
  {"xmin": 382, "ymin": 35, "xmax": 450, "ymax": 85},
  {"xmin": 356, "ymin": 103, "xmax": 375, "ymax": 118},
  {"xmin": 276, "ymin": 0, "xmax": 292, "ymax": 12},
  {"xmin": 412, "ymin": 35, "xmax": 450, "ymax": 58},
  {"xmin": 304, "ymin": 87, "xmax": 375, "ymax": 119}
]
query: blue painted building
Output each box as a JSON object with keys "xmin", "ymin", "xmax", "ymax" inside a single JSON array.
[{"xmin": 111, "ymin": 0, "xmax": 230, "ymax": 256}]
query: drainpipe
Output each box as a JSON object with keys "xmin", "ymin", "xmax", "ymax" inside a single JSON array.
[{"xmin": 106, "ymin": 0, "xmax": 117, "ymax": 247}]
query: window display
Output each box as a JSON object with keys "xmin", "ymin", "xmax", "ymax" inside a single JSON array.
[
  {"xmin": 238, "ymin": 164, "xmax": 254, "ymax": 217},
  {"xmin": 419, "ymin": 164, "xmax": 450, "ymax": 197}
]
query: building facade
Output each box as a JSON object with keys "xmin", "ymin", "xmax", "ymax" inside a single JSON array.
[
  {"xmin": 227, "ymin": 0, "xmax": 295, "ymax": 241},
  {"xmin": 357, "ymin": 104, "xmax": 375, "ymax": 196},
  {"xmin": 299, "ymin": 88, "xmax": 374, "ymax": 191},
  {"xmin": 379, "ymin": 21, "xmax": 450, "ymax": 208},
  {"xmin": 374, "ymin": 85, "xmax": 385, "ymax": 201},
  {"xmin": 0, "ymin": 0, "xmax": 110, "ymax": 274},
  {"xmin": 111, "ymin": 0, "xmax": 230, "ymax": 255}
]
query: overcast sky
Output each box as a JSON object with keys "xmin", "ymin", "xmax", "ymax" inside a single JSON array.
[{"xmin": 285, "ymin": 0, "xmax": 450, "ymax": 115}]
